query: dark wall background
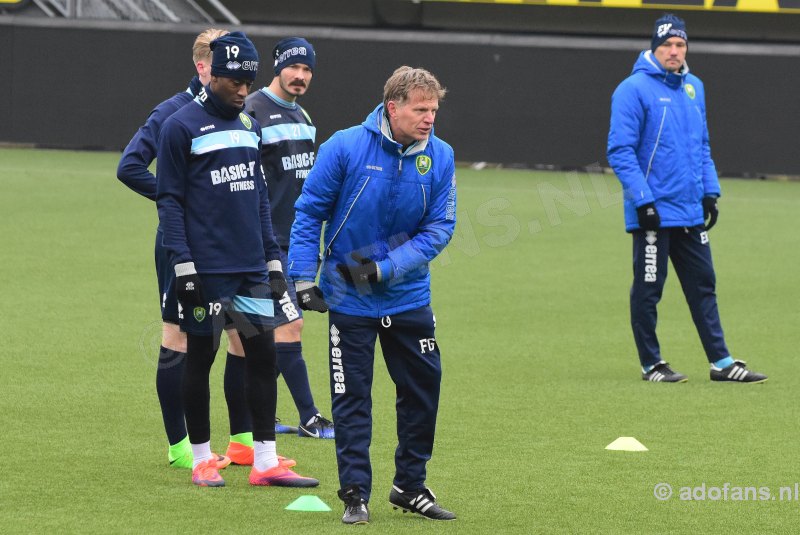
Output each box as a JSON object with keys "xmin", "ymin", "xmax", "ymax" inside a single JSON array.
[
  {"xmin": 1, "ymin": 16, "xmax": 799, "ymax": 175},
  {"xmin": 225, "ymin": 0, "xmax": 800, "ymax": 43}
]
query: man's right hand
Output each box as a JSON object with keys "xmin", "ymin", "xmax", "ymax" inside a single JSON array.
[
  {"xmin": 703, "ymin": 196, "xmax": 719, "ymax": 230},
  {"xmin": 636, "ymin": 202, "xmax": 661, "ymax": 231},
  {"xmin": 295, "ymin": 281, "xmax": 329, "ymax": 313},
  {"xmin": 174, "ymin": 262, "xmax": 205, "ymax": 308}
]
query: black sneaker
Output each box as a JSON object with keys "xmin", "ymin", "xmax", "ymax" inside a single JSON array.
[
  {"xmin": 298, "ymin": 414, "xmax": 335, "ymax": 439},
  {"xmin": 642, "ymin": 361, "xmax": 688, "ymax": 383},
  {"xmin": 711, "ymin": 360, "xmax": 768, "ymax": 383},
  {"xmin": 338, "ymin": 485, "xmax": 369, "ymax": 525},
  {"xmin": 389, "ymin": 485, "xmax": 456, "ymax": 521}
]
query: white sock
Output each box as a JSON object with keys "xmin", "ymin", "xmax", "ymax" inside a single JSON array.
[
  {"xmin": 191, "ymin": 441, "xmax": 213, "ymax": 469},
  {"xmin": 253, "ymin": 440, "xmax": 278, "ymax": 471}
]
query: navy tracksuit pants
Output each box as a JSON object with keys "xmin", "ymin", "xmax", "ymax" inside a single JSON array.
[
  {"xmin": 328, "ymin": 306, "xmax": 441, "ymax": 502},
  {"xmin": 631, "ymin": 226, "xmax": 729, "ymax": 368}
]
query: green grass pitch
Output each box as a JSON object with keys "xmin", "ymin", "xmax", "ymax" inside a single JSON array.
[{"xmin": 1, "ymin": 147, "xmax": 799, "ymax": 533}]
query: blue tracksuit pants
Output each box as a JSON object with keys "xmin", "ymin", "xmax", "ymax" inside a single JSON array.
[
  {"xmin": 631, "ymin": 226, "xmax": 730, "ymax": 368},
  {"xmin": 328, "ymin": 306, "xmax": 441, "ymax": 502}
]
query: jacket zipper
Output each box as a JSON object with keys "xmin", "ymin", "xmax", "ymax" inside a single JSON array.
[
  {"xmin": 325, "ymin": 176, "xmax": 372, "ymax": 256},
  {"xmin": 645, "ymin": 107, "xmax": 667, "ymax": 181}
]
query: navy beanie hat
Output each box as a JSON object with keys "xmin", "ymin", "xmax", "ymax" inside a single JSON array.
[
  {"xmin": 210, "ymin": 31, "xmax": 259, "ymax": 80},
  {"xmin": 651, "ymin": 14, "xmax": 688, "ymax": 52},
  {"xmin": 273, "ymin": 37, "xmax": 316, "ymax": 75}
]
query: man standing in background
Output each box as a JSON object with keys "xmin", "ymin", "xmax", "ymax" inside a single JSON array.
[
  {"xmin": 607, "ymin": 14, "xmax": 768, "ymax": 384},
  {"xmin": 245, "ymin": 37, "xmax": 334, "ymax": 441}
]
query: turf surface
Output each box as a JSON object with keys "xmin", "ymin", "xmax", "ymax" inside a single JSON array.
[{"xmin": 1, "ymin": 147, "xmax": 798, "ymax": 533}]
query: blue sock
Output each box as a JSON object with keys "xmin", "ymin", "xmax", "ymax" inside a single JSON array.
[
  {"xmin": 156, "ymin": 346, "xmax": 188, "ymax": 446},
  {"xmin": 224, "ymin": 352, "xmax": 252, "ymax": 437},
  {"xmin": 276, "ymin": 342, "xmax": 317, "ymax": 423},
  {"xmin": 712, "ymin": 356, "xmax": 735, "ymax": 369}
]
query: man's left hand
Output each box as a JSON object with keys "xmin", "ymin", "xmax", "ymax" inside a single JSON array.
[
  {"xmin": 268, "ymin": 270, "xmax": 289, "ymax": 300},
  {"xmin": 336, "ymin": 253, "xmax": 381, "ymax": 286},
  {"xmin": 703, "ymin": 196, "xmax": 719, "ymax": 230}
]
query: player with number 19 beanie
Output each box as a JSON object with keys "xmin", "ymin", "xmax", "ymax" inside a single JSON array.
[{"xmin": 210, "ymin": 31, "xmax": 260, "ymax": 81}]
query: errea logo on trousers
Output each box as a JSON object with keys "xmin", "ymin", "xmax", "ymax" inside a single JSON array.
[
  {"xmin": 330, "ymin": 325, "xmax": 345, "ymax": 394},
  {"xmin": 644, "ymin": 231, "xmax": 658, "ymax": 283}
]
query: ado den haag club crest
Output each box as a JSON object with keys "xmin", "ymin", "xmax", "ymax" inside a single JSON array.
[{"xmin": 416, "ymin": 155, "xmax": 432, "ymax": 175}]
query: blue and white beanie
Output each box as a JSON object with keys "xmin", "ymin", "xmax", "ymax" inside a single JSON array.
[
  {"xmin": 273, "ymin": 37, "xmax": 316, "ymax": 75},
  {"xmin": 210, "ymin": 31, "xmax": 259, "ymax": 80},
  {"xmin": 651, "ymin": 14, "xmax": 688, "ymax": 52}
]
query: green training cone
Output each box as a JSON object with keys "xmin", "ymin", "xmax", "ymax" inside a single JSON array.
[{"xmin": 285, "ymin": 495, "xmax": 332, "ymax": 512}]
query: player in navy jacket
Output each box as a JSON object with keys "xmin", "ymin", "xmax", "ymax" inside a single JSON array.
[
  {"xmin": 156, "ymin": 31, "xmax": 318, "ymax": 488},
  {"xmin": 607, "ymin": 15, "xmax": 767, "ymax": 384},
  {"xmin": 244, "ymin": 37, "xmax": 334, "ymax": 441},
  {"xmin": 116, "ymin": 29, "xmax": 259, "ymax": 470}
]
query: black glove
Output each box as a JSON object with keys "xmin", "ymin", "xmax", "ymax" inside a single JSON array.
[
  {"xmin": 336, "ymin": 253, "xmax": 381, "ymax": 286},
  {"xmin": 295, "ymin": 282, "xmax": 329, "ymax": 313},
  {"xmin": 703, "ymin": 196, "xmax": 719, "ymax": 230},
  {"xmin": 268, "ymin": 269, "xmax": 289, "ymax": 300},
  {"xmin": 174, "ymin": 262, "xmax": 205, "ymax": 308},
  {"xmin": 636, "ymin": 202, "xmax": 661, "ymax": 231}
]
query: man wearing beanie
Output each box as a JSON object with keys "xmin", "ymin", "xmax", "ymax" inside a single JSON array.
[
  {"xmin": 118, "ymin": 29, "xmax": 277, "ymax": 474},
  {"xmin": 244, "ymin": 37, "xmax": 336, "ymax": 442},
  {"xmin": 607, "ymin": 15, "xmax": 768, "ymax": 384},
  {"xmin": 289, "ymin": 66, "xmax": 457, "ymax": 524},
  {"xmin": 156, "ymin": 31, "xmax": 319, "ymax": 488}
]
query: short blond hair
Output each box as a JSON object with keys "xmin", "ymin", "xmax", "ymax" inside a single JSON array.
[
  {"xmin": 192, "ymin": 28, "xmax": 229, "ymax": 64},
  {"xmin": 383, "ymin": 66, "xmax": 446, "ymax": 107}
]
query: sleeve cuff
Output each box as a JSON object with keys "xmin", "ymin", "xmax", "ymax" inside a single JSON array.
[
  {"xmin": 174, "ymin": 262, "xmax": 196, "ymax": 277},
  {"xmin": 377, "ymin": 259, "xmax": 394, "ymax": 282},
  {"xmin": 267, "ymin": 260, "xmax": 283, "ymax": 273}
]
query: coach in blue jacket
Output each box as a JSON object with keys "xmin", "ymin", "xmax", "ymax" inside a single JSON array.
[
  {"xmin": 607, "ymin": 15, "xmax": 767, "ymax": 384},
  {"xmin": 289, "ymin": 66, "xmax": 457, "ymax": 524}
]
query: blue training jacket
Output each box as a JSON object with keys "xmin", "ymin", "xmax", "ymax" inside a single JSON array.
[
  {"xmin": 607, "ymin": 51, "xmax": 721, "ymax": 232},
  {"xmin": 289, "ymin": 104, "xmax": 457, "ymax": 318},
  {"xmin": 116, "ymin": 77, "xmax": 202, "ymax": 202}
]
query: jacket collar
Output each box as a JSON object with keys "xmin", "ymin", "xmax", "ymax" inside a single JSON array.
[{"xmin": 638, "ymin": 50, "xmax": 690, "ymax": 89}]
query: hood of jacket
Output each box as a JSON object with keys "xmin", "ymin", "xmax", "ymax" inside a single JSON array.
[{"xmin": 632, "ymin": 50, "xmax": 689, "ymax": 90}]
